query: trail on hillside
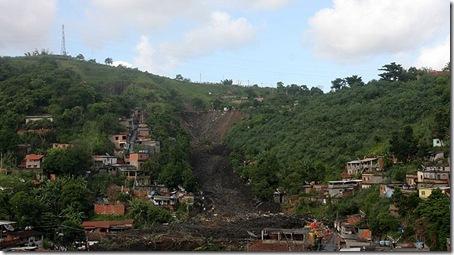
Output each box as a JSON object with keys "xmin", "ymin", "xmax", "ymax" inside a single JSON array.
[{"xmin": 180, "ymin": 110, "xmax": 279, "ymax": 218}]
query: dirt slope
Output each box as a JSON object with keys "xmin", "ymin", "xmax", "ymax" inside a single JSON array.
[
  {"xmin": 181, "ymin": 110, "xmax": 278, "ymax": 218},
  {"xmin": 181, "ymin": 110, "xmax": 245, "ymax": 146}
]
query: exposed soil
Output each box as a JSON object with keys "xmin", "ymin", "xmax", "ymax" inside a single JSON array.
[
  {"xmin": 180, "ymin": 110, "xmax": 245, "ymax": 146},
  {"xmin": 181, "ymin": 110, "xmax": 279, "ymax": 217},
  {"xmin": 190, "ymin": 145, "xmax": 257, "ymax": 216}
]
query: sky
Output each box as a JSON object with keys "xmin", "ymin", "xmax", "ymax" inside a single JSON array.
[{"xmin": 0, "ymin": 0, "xmax": 450, "ymax": 91}]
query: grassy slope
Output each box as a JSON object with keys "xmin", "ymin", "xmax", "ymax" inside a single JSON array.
[{"xmin": 54, "ymin": 56, "xmax": 268, "ymax": 102}]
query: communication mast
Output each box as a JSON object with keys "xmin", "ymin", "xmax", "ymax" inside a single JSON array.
[{"xmin": 61, "ymin": 24, "xmax": 67, "ymax": 56}]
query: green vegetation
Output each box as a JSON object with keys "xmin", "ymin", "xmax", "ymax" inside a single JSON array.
[
  {"xmin": 414, "ymin": 189, "xmax": 450, "ymax": 250},
  {"xmin": 224, "ymin": 63, "xmax": 450, "ymax": 250},
  {"xmin": 42, "ymin": 147, "xmax": 92, "ymax": 176},
  {"xmin": 127, "ymin": 199, "xmax": 172, "ymax": 228},
  {"xmin": 0, "ymin": 176, "xmax": 90, "ymax": 246},
  {"xmin": 0, "ymin": 54, "xmax": 450, "ymax": 250},
  {"xmin": 226, "ymin": 65, "xmax": 450, "ymax": 198}
]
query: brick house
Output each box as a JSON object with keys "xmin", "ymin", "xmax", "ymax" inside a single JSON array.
[
  {"xmin": 361, "ymin": 173, "xmax": 386, "ymax": 188},
  {"xmin": 93, "ymin": 155, "xmax": 118, "ymax": 167},
  {"xmin": 113, "ymin": 164, "xmax": 140, "ymax": 180},
  {"xmin": 405, "ymin": 174, "xmax": 418, "ymax": 186},
  {"xmin": 135, "ymin": 139, "xmax": 160, "ymax": 154},
  {"xmin": 137, "ymin": 124, "xmax": 151, "ymax": 138},
  {"xmin": 346, "ymin": 157, "xmax": 384, "ymax": 176},
  {"xmin": 109, "ymin": 134, "xmax": 128, "ymax": 150},
  {"xmin": 129, "ymin": 152, "xmax": 149, "ymax": 170},
  {"xmin": 417, "ymin": 165, "xmax": 450, "ymax": 183},
  {"xmin": 24, "ymin": 154, "xmax": 44, "ymax": 169},
  {"xmin": 328, "ymin": 180, "xmax": 362, "ymax": 198}
]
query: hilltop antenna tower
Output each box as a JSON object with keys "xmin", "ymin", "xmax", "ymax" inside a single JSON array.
[{"xmin": 61, "ymin": 24, "xmax": 67, "ymax": 56}]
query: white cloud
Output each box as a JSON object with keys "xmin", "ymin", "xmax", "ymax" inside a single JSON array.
[
  {"xmin": 160, "ymin": 12, "xmax": 256, "ymax": 68},
  {"xmin": 0, "ymin": 0, "xmax": 57, "ymax": 54},
  {"xmin": 415, "ymin": 36, "xmax": 450, "ymax": 70},
  {"xmin": 249, "ymin": 0, "xmax": 290, "ymax": 10},
  {"xmin": 82, "ymin": 0, "xmax": 209, "ymax": 48},
  {"xmin": 82, "ymin": 0, "xmax": 288, "ymax": 48},
  {"xmin": 133, "ymin": 36, "xmax": 158, "ymax": 73},
  {"xmin": 132, "ymin": 12, "xmax": 256, "ymax": 74},
  {"xmin": 308, "ymin": 0, "xmax": 448, "ymax": 61},
  {"xmin": 112, "ymin": 60, "xmax": 133, "ymax": 68},
  {"xmin": 217, "ymin": 0, "xmax": 291, "ymax": 10}
]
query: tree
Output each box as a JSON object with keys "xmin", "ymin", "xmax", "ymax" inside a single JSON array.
[
  {"xmin": 192, "ymin": 98, "xmax": 206, "ymax": 111},
  {"xmin": 158, "ymin": 162, "xmax": 182, "ymax": 188},
  {"xmin": 331, "ymin": 78, "xmax": 346, "ymax": 91},
  {"xmin": 141, "ymin": 157, "xmax": 160, "ymax": 180},
  {"xmin": 378, "ymin": 62, "xmax": 405, "ymax": 81},
  {"xmin": 245, "ymin": 88, "xmax": 257, "ymax": 98},
  {"xmin": 88, "ymin": 59, "xmax": 96, "ymax": 63},
  {"xmin": 104, "ymin": 57, "xmax": 113, "ymax": 65},
  {"xmin": 344, "ymin": 75, "xmax": 364, "ymax": 87},
  {"xmin": 389, "ymin": 126, "xmax": 418, "ymax": 162},
  {"xmin": 442, "ymin": 62, "xmax": 450, "ymax": 72},
  {"xmin": 221, "ymin": 79, "xmax": 233, "ymax": 86},
  {"xmin": 416, "ymin": 189, "xmax": 450, "ymax": 250},
  {"xmin": 211, "ymin": 98, "xmax": 223, "ymax": 110},
  {"xmin": 175, "ymin": 74, "xmax": 184, "ymax": 81},
  {"xmin": 310, "ymin": 86, "xmax": 324, "ymax": 95},
  {"xmin": 276, "ymin": 81, "xmax": 286, "ymax": 96},
  {"xmin": 432, "ymin": 108, "xmax": 449, "ymax": 140},
  {"xmin": 406, "ymin": 67, "xmax": 422, "ymax": 81},
  {"xmin": 250, "ymin": 154, "xmax": 280, "ymax": 200},
  {"xmin": 128, "ymin": 199, "xmax": 172, "ymax": 228},
  {"xmin": 9, "ymin": 191, "xmax": 44, "ymax": 228},
  {"xmin": 60, "ymin": 179, "xmax": 91, "ymax": 214},
  {"xmin": 0, "ymin": 129, "xmax": 18, "ymax": 153},
  {"xmin": 76, "ymin": 54, "xmax": 85, "ymax": 61},
  {"xmin": 42, "ymin": 147, "xmax": 92, "ymax": 176}
]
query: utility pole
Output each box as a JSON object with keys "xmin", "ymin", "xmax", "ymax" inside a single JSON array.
[{"xmin": 61, "ymin": 24, "xmax": 67, "ymax": 56}]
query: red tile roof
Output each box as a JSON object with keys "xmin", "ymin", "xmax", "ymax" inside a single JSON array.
[{"xmin": 25, "ymin": 154, "xmax": 44, "ymax": 161}]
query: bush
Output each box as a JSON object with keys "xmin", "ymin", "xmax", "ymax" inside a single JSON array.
[{"xmin": 127, "ymin": 199, "xmax": 172, "ymax": 228}]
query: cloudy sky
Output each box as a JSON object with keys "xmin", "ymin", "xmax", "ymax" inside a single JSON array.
[{"xmin": 0, "ymin": 0, "xmax": 450, "ymax": 90}]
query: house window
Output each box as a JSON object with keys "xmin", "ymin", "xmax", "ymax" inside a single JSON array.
[
  {"xmin": 115, "ymin": 137, "xmax": 119, "ymax": 140},
  {"xmin": 421, "ymin": 191, "xmax": 425, "ymax": 196}
]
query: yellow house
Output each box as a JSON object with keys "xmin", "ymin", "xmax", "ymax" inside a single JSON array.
[{"xmin": 418, "ymin": 187, "xmax": 450, "ymax": 199}]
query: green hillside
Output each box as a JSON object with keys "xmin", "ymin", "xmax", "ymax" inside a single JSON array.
[
  {"xmin": 0, "ymin": 54, "xmax": 270, "ymax": 193},
  {"xmin": 225, "ymin": 68, "xmax": 450, "ymax": 196},
  {"xmin": 0, "ymin": 54, "xmax": 450, "ymax": 251}
]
